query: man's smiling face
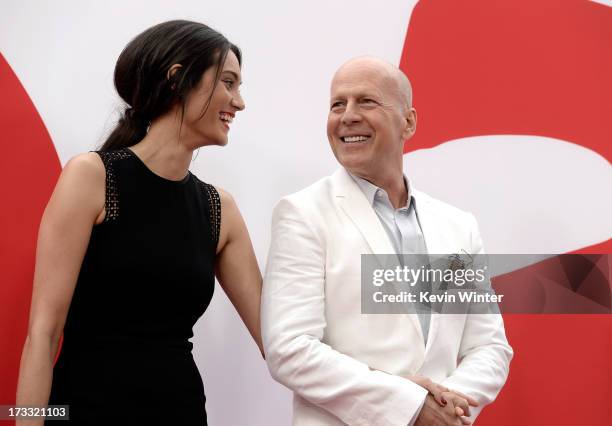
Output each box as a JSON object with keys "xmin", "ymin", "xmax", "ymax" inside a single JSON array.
[{"xmin": 326, "ymin": 58, "xmax": 416, "ymax": 181}]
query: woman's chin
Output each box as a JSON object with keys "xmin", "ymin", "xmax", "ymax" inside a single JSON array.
[{"xmin": 194, "ymin": 136, "xmax": 228, "ymax": 149}]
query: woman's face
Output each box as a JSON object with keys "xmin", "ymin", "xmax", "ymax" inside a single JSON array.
[{"xmin": 182, "ymin": 50, "xmax": 245, "ymax": 147}]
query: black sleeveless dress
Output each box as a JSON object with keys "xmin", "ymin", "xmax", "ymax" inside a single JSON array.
[{"xmin": 47, "ymin": 148, "xmax": 219, "ymax": 425}]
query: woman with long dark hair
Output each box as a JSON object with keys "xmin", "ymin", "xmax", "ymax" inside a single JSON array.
[{"xmin": 16, "ymin": 20, "xmax": 262, "ymax": 425}]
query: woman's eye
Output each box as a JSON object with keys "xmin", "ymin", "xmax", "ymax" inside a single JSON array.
[{"xmin": 223, "ymin": 79, "xmax": 234, "ymax": 89}]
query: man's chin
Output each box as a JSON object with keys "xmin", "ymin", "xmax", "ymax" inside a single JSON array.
[{"xmin": 338, "ymin": 161, "xmax": 369, "ymax": 177}]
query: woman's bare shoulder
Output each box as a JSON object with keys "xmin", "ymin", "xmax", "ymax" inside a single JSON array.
[
  {"xmin": 49, "ymin": 152, "xmax": 106, "ymax": 216},
  {"xmin": 214, "ymin": 185, "xmax": 236, "ymax": 208},
  {"xmin": 62, "ymin": 151, "xmax": 105, "ymax": 178}
]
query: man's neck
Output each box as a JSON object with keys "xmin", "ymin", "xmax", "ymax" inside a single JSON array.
[{"xmin": 354, "ymin": 170, "xmax": 407, "ymax": 209}]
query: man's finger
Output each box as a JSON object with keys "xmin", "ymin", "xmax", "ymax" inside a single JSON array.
[
  {"xmin": 450, "ymin": 390, "xmax": 479, "ymax": 406},
  {"xmin": 443, "ymin": 392, "xmax": 470, "ymax": 417},
  {"xmin": 442, "ymin": 399, "xmax": 457, "ymax": 417},
  {"xmin": 460, "ymin": 415, "xmax": 472, "ymax": 426},
  {"xmin": 453, "ymin": 397, "xmax": 470, "ymax": 417}
]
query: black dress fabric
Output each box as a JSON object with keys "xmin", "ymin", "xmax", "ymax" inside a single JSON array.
[{"xmin": 47, "ymin": 147, "xmax": 219, "ymax": 425}]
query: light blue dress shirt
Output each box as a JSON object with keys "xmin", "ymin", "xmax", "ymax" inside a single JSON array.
[{"xmin": 350, "ymin": 173, "xmax": 431, "ymax": 344}]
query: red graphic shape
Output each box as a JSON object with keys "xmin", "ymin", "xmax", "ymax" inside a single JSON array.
[
  {"xmin": 489, "ymin": 314, "xmax": 612, "ymax": 425},
  {"xmin": 492, "ymin": 254, "xmax": 611, "ymax": 314},
  {"xmin": 401, "ymin": 0, "xmax": 612, "ymax": 163},
  {"xmin": 400, "ymin": 1, "xmax": 612, "ymax": 425},
  {"xmin": 0, "ymin": 53, "xmax": 61, "ymax": 407}
]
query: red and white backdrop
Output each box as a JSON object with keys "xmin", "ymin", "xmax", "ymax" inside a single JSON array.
[{"xmin": 1, "ymin": 0, "xmax": 611, "ymax": 424}]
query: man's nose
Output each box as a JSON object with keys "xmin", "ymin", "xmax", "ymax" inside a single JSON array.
[{"xmin": 341, "ymin": 102, "xmax": 361, "ymax": 125}]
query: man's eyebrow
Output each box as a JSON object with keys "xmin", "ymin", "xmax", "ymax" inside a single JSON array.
[
  {"xmin": 358, "ymin": 91, "xmax": 381, "ymax": 99},
  {"xmin": 331, "ymin": 92, "xmax": 380, "ymax": 101}
]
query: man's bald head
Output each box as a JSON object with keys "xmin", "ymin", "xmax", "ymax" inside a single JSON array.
[
  {"xmin": 332, "ymin": 56, "xmax": 413, "ymax": 110},
  {"xmin": 326, "ymin": 55, "xmax": 417, "ymax": 184}
]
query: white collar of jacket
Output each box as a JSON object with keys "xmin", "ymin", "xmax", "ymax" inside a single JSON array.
[
  {"xmin": 330, "ymin": 167, "xmax": 447, "ymax": 255},
  {"xmin": 348, "ymin": 171, "xmax": 415, "ymax": 211}
]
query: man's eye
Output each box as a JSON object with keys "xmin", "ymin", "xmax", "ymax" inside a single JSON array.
[
  {"xmin": 362, "ymin": 98, "xmax": 377, "ymax": 104},
  {"xmin": 331, "ymin": 102, "xmax": 344, "ymax": 110}
]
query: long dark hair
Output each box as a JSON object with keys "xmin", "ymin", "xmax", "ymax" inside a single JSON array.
[{"xmin": 100, "ymin": 20, "xmax": 241, "ymax": 151}]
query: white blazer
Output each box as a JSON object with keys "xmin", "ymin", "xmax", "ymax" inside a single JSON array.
[{"xmin": 262, "ymin": 168, "xmax": 513, "ymax": 426}]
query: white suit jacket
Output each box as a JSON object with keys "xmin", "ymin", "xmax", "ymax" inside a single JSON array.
[{"xmin": 262, "ymin": 168, "xmax": 513, "ymax": 426}]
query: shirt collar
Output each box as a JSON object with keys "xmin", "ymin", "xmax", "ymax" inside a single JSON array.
[{"xmin": 348, "ymin": 171, "xmax": 413, "ymax": 210}]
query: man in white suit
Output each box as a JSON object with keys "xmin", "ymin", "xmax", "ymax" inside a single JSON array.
[{"xmin": 262, "ymin": 57, "xmax": 512, "ymax": 426}]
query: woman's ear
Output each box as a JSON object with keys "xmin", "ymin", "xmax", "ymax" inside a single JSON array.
[{"xmin": 166, "ymin": 64, "xmax": 183, "ymax": 89}]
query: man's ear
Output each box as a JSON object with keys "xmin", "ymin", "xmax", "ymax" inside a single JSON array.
[{"xmin": 402, "ymin": 107, "xmax": 417, "ymax": 140}]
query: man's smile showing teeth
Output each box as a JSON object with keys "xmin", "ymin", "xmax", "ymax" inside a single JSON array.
[{"xmin": 341, "ymin": 135, "xmax": 370, "ymax": 143}]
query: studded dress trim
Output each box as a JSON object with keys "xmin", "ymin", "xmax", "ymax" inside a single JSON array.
[
  {"xmin": 95, "ymin": 149, "xmax": 132, "ymax": 223},
  {"xmin": 198, "ymin": 180, "xmax": 221, "ymax": 247}
]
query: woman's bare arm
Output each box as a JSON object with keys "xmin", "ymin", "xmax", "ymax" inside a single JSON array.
[
  {"xmin": 15, "ymin": 153, "xmax": 105, "ymax": 425},
  {"xmin": 214, "ymin": 188, "xmax": 263, "ymax": 356}
]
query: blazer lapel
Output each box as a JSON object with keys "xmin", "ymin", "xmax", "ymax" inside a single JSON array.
[
  {"xmin": 412, "ymin": 189, "xmax": 471, "ymax": 356},
  {"xmin": 330, "ymin": 168, "xmax": 426, "ymax": 344},
  {"xmin": 331, "ymin": 168, "xmax": 395, "ymax": 255},
  {"xmin": 411, "ymin": 189, "xmax": 445, "ymax": 255}
]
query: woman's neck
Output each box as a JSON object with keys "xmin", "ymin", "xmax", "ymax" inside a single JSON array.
[{"xmin": 129, "ymin": 115, "xmax": 195, "ymax": 181}]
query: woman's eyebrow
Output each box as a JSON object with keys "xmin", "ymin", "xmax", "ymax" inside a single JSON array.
[{"xmin": 221, "ymin": 70, "xmax": 242, "ymax": 84}]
